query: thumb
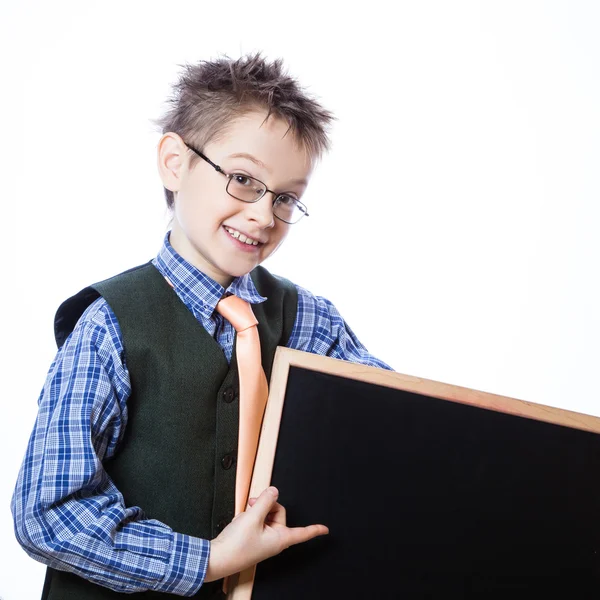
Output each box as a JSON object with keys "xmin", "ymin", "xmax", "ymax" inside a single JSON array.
[{"xmin": 249, "ymin": 486, "xmax": 279, "ymax": 521}]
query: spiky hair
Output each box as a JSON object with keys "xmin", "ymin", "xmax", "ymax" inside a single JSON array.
[{"xmin": 152, "ymin": 53, "xmax": 335, "ymax": 208}]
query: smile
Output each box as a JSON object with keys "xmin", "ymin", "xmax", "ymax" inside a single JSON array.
[{"xmin": 224, "ymin": 226, "xmax": 261, "ymax": 246}]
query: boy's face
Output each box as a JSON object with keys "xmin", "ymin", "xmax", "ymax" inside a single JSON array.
[{"xmin": 159, "ymin": 110, "xmax": 313, "ymax": 288}]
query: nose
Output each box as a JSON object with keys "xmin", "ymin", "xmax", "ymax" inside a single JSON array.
[{"xmin": 247, "ymin": 192, "xmax": 276, "ymax": 229}]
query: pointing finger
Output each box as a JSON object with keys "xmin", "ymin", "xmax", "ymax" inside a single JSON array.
[{"xmin": 281, "ymin": 524, "xmax": 329, "ymax": 549}]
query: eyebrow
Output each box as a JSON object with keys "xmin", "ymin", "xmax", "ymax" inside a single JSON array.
[{"xmin": 227, "ymin": 152, "xmax": 308, "ymax": 187}]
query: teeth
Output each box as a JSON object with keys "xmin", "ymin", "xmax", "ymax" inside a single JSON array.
[{"xmin": 225, "ymin": 227, "xmax": 259, "ymax": 246}]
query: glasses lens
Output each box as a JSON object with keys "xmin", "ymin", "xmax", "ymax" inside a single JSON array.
[
  {"xmin": 226, "ymin": 175, "xmax": 307, "ymax": 224},
  {"xmin": 227, "ymin": 174, "xmax": 265, "ymax": 202},
  {"xmin": 274, "ymin": 195, "xmax": 307, "ymax": 224}
]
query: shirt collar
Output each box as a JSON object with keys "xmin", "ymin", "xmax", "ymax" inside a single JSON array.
[{"xmin": 152, "ymin": 232, "xmax": 267, "ymax": 318}]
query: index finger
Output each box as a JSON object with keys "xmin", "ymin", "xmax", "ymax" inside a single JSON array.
[{"xmin": 280, "ymin": 524, "xmax": 329, "ymax": 549}]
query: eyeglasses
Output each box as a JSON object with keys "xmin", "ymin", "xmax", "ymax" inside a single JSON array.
[{"xmin": 184, "ymin": 142, "xmax": 309, "ymax": 224}]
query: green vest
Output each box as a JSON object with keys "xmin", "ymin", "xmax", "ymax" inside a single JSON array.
[{"xmin": 42, "ymin": 261, "xmax": 298, "ymax": 600}]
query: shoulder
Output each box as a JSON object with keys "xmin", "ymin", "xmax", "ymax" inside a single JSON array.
[
  {"xmin": 285, "ymin": 282, "xmax": 395, "ymax": 370},
  {"xmin": 92, "ymin": 261, "xmax": 158, "ymax": 297},
  {"xmin": 54, "ymin": 294, "xmax": 130, "ymax": 398},
  {"xmin": 282, "ymin": 279, "xmax": 346, "ymax": 353},
  {"xmin": 250, "ymin": 268, "xmax": 342, "ymax": 324},
  {"xmin": 294, "ymin": 282, "xmax": 341, "ymax": 322},
  {"xmin": 79, "ymin": 296, "xmax": 121, "ymax": 336},
  {"xmin": 250, "ymin": 264, "xmax": 298, "ymax": 296},
  {"xmin": 54, "ymin": 262, "xmax": 153, "ymax": 349},
  {"xmin": 63, "ymin": 296, "xmax": 123, "ymax": 354}
]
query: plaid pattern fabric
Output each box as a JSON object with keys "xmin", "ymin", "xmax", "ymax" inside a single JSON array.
[{"xmin": 12, "ymin": 232, "xmax": 392, "ymax": 596}]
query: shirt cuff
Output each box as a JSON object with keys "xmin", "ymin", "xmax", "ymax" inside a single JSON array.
[{"xmin": 154, "ymin": 532, "xmax": 210, "ymax": 596}]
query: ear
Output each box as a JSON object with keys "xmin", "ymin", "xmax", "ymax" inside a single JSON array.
[{"xmin": 157, "ymin": 132, "xmax": 188, "ymax": 193}]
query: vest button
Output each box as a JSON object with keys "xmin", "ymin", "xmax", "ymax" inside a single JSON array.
[
  {"xmin": 221, "ymin": 453, "xmax": 235, "ymax": 470},
  {"xmin": 222, "ymin": 387, "xmax": 237, "ymax": 403}
]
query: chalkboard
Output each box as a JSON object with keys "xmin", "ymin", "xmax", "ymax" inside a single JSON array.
[{"xmin": 230, "ymin": 348, "xmax": 600, "ymax": 599}]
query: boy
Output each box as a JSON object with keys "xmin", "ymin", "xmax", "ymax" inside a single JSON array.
[{"xmin": 12, "ymin": 53, "xmax": 392, "ymax": 598}]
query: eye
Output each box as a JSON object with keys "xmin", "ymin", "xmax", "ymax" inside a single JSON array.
[
  {"xmin": 232, "ymin": 174, "xmax": 253, "ymax": 187},
  {"xmin": 276, "ymin": 194, "xmax": 297, "ymax": 205}
]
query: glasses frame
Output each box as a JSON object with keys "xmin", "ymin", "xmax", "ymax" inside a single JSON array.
[{"xmin": 184, "ymin": 142, "xmax": 309, "ymax": 224}]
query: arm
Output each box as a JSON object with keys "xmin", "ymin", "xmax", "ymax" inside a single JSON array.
[
  {"xmin": 288, "ymin": 285, "xmax": 394, "ymax": 370},
  {"xmin": 11, "ymin": 298, "xmax": 208, "ymax": 596}
]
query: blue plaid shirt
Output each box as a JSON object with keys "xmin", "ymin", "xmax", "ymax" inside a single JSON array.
[{"xmin": 12, "ymin": 233, "xmax": 392, "ymax": 596}]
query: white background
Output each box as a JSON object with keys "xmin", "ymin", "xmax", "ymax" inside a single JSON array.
[{"xmin": 1, "ymin": 1, "xmax": 599, "ymax": 598}]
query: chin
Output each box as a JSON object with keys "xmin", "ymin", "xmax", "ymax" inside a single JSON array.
[{"xmin": 223, "ymin": 264, "xmax": 257, "ymax": 279}]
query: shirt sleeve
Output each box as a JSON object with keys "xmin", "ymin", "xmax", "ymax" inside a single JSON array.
[
  {"xmin": 288, "ymin": 284, "xmax": 394, "ymax": 371},
  {"xmin": 11, "ymin": 298, "xmax": 209, "ymax": 596}
]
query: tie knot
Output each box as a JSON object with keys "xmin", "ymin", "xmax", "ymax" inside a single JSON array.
[{"xmin": 215, "ymin": 295, "xmax": 258, "ymax": 333}]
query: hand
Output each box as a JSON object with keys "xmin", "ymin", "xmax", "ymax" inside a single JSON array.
[{"xmin": 204, "ymin": 486, "xmax": 328, "ymax": 582}]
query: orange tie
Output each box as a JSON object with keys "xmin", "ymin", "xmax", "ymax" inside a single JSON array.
[{"xmin": 216, "ymin": 294, "xmax": 269, "ymax": 517}]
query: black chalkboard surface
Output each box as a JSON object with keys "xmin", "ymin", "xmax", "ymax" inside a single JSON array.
[{"xmin": 230, "ymin": 349, "xmax": 600, "ymax": 600}]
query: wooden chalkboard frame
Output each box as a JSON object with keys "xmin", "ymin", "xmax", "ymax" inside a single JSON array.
[{"xmin": 229, "ymin": 347, "xmax": 600, "ymax": 599}]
